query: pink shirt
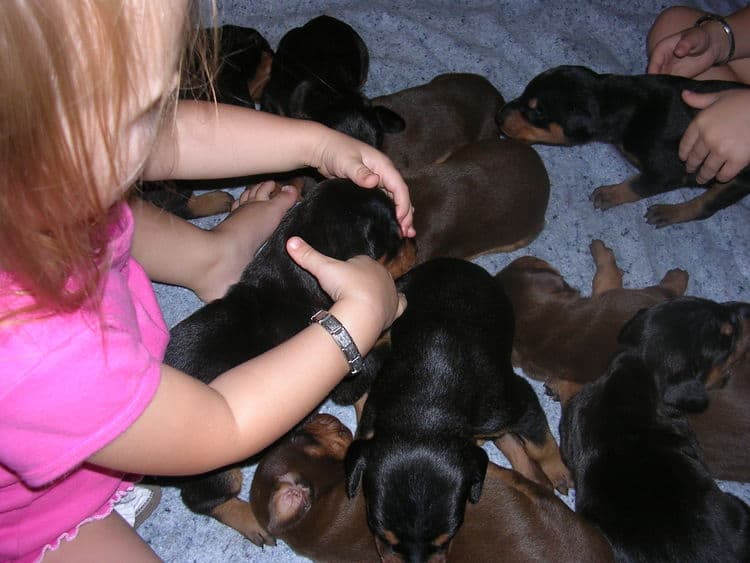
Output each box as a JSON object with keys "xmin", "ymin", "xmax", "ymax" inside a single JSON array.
[{"xmin": 0, "ymin": 203, "xmax": 168, "ymax": 562}]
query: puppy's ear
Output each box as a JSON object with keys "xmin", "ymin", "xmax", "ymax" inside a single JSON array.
[
  {"xmin": 372, "ymin": 106, "xmax": 406, "ymax": 133},
  {"xmin": 618, "ymin": 308, "xmax": 649, "ymax": 349},
  {"xmin": 344, "ymin": 439, "xmax": 370, "ymax": 498},
  {"xmin": 661, "ymin": 376, "xmax": 709, "ymax": 412},
  {"xmin": 465, "ymin": 444, "xmax": 489, "ymax": 504}
]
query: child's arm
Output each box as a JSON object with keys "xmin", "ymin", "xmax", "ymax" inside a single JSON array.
[
  {"xmin": 143, "ymin": 100, "xmax": 415, "ymax": 237},
  {"xmin": 88, "ymin": 237, "xmax": 406, "ymax": 475}
]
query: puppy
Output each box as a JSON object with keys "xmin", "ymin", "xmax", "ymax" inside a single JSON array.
[
  {"xmin": 618, "ymin": 296, "xmax": 750, "ymax": 481},
  {"xmin": 249, "ymin": 414, "xmax": 613, "ymax": 563},
  {"xmin": 261, "ymin": 15, "xmax": 405, "ymax": 147},
  {"xmin": 496, "ymin": 65, "xmax": 750, "ymax": 226},
  {"xmin": 344, "ymin": 258, "xmax": 571, "ymax": 561},
  {"xmin": 165, "ymin": 179, "xmax": 416, "ymax": 540},
  {"xmin": 557, "ymin": 351, "xmax": 750, "ymax": 562},
  {"xmin": 210, "ymin": 24, "xmax": 274, "ymax": 107},
  {"xmin": 373, "ymin": 73, "xmax": 505, "ymax": 174},
  {"xmin": 407, "ymin": 138, "xmax": 549, "ymax": 262},
  {"xmin": 495, "ymin": 239, "xmax": 688, "ymax": 390}
]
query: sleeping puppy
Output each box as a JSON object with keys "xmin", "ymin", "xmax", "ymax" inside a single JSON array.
[
  {"xmin": 495, "ymin": 239, "xmax": 688, "ymax": 391},
  {"xmin": 373, "ymin": 73, "xmax": 505, "ymax": 174},
  {"xmin": 407, "ymin": 138, "xmax": 549, "ymax": 262},
  {"xmin": 618, "ymin": 296, "xmax": 750, "ymax": 481},
  {"xmin": 261, "ymin": 15, "xmax": 405, "ymax": 147},
  {"xmin": 496, "ymin": 65, "xmax": 750, "ymax": 226},
  {"xmin": 557, "ymin": 351, "xmax": 750, "ymax": 562},
  {"xmin": 248, "ymin": 414, "xmax": 614, "ymax": 563},
  {"xmin": 165, "ymin": 179, "xmax": 416, "ymax": 540},
  {"xmin": 345, "ymin": 258, "xmax": 571, "ymax": 561}
]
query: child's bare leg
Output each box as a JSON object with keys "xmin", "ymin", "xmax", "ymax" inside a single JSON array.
[
  {"xmin": 204, "ymin": 181, "xmax": 299, "ymax": 300},
  {"xmin": 42, "ymin": 511, "xmax": 159, "ymax": 563},
  {"xmin": 131, "ymin": 181, "xmax": 298, "ymax": 302}
]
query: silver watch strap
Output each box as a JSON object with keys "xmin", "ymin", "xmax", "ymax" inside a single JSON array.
[{"xmin": 310, "ymin": 310, "xmax": 364, "ymax": 375}]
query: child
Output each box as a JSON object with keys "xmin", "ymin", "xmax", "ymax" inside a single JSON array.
[
  {"xmin": 647, "ymin": 6, "xmax": 750, "ymax": 185},
  {"xmin": 0, "ymin": 1, "xmax": 413, "ymax": 561}
]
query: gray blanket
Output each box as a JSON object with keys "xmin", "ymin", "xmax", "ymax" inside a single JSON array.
[{"xmin": 141, "ymin": 1, "xmax": 750, "ymax": 560}]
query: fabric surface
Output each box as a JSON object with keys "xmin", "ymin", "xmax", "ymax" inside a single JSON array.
[
  {"xmin": 142, "ymin": 1, "xmax": 750, "ymax": 561},
  {"xmin": 0, "ymin": 203, "xmax": 167, "ymax": 562}
]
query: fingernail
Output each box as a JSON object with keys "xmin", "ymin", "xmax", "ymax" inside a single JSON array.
[{"xmin": 287, "ymin": 236, "xmax": 301, "ymax": 249}]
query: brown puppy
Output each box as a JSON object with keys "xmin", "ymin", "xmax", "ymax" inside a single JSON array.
[
  {"xmin": 406, "ymin": 138, "xmax": 549, "ymax": 263},
  {"xmin": 495, "ymin": 239, "xmax": 688, "ymax": 395},
  {"xmin": 249, "ymin": 414, "xmax": 613, "ymax": 563},
  {"xmin": 374, "ymin": 73, "xmax": 504, "ymax": 174}
]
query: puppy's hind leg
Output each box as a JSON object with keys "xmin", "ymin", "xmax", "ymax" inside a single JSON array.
[
  {"xmin": 589, "ymin": 239, "xmax": 623, "ymax": 296},
  {"xmin": 502, "ymin": 375, "xmax": 573, "ymax": 494}
]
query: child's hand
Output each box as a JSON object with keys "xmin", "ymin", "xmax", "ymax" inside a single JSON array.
[
  {"xmin": 679, "ymin": 89, "xmax": 750, "ymax": 184},
  {"xmin": 286, "ymin": 236, "xmax": 406, "ymax": 341},
  {"xmin": 647, "ymin": 24, "xmax": 721, "ymax": 77},
  {"xmin": 308, "ymin": 128, "xmax": 416, "ymax": 238}
]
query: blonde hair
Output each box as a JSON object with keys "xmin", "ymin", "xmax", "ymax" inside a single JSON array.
[{"xmin": 0, "ymin": 1, "xmax": 216, "ymax": 317}]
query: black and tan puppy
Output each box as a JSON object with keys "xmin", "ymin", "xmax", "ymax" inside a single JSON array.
[
  {"xmin": 164, "ymin": 179, "xmax": 416, "ymax": 540},
  {"xmin": 261, "ymin": 15, "xmax": 404, "ymax": 147},
  {"xmin": 619, "ymin": 296, "xmax": 750, "ymax": 481},
  {"xmin": 373, "ymin": 73, "xmax": 505, "ymax": 174},
  {"xmin": 557, "ymin": 351, "xmax": 750, "ymax": 562},
  {"xmin": 495, "ymin": 239, "xmax": 688, "ymax": 393},
  {"xmin": 496, "ymin": 65, "xmax": 750, "ymax": 226},
  {"xmin": 345, "ymin": 258, "xmax": 571, "ymax": 562},
  {"xmin": 248, "ymin": 414, "xmax": 613, "ymax": 563},
  {"xmin": 407, "ymin": 138, "xmax": 549, "ymax": 263}
]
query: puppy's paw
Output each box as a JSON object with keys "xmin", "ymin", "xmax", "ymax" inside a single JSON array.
[
  {"xmin": 543, "ymin": 381, "xmax": 560, "ymax": 402},
  {"xmin": 187, "ymin": 190, "xmax": 235, "ymax": 217},
  {"xmin": 645, "ymin": 203, "xmax": 685, "ymax": 228},
  {"xmin": 542, "ymin": 459, "xmax": 573, "ymax": 496},
  {"xmin": 660, "ymin": 268, "xmax": 689, "ymax": 295},
  {"xmin": 590, "ymin": 185, "xmax": 622, "ymax": 211},
  {"xmin": 246, "ymin": 526, "xmax": 277, "ymax": 548}
]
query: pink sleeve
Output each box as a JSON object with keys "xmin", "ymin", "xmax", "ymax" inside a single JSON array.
[{"xmin": 0, "ymin": 314, "xmax": 161, "ymax": 488}]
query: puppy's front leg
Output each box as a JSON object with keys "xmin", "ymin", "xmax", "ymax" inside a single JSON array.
[{"xmin": 589, "ymin": 240, "xmax": 623, "ymax": 296}]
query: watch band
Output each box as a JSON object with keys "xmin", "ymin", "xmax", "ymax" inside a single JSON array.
[{"xmin": 310, "ymin": 309, "xmax": 364, "ymax": 376}]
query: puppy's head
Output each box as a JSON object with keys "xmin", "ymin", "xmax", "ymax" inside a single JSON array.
[
  {"xmin": 345, "ymin": 437, "xmax": 488, "ymax": 562},
  {"xmin": 495, "ymin": 255, "xmax": 579, "ymax": 307},
  {"xmin": 255, "ymin": 179, "xmax": 415, "ymax": 283},
  {"xmin": 289, "ymin": 81, "xmax": 405, "ymax": 147},
  {"xmin": 250, "ymin": 414, "xmax": 354, "ymax": 536},
  {"xmin": 619, "ymin": 297, "xmax": 750, "ymax": 412},
  {"xmin": 496, "ymin": 65, "xmax": 603, "ymax": 145}
]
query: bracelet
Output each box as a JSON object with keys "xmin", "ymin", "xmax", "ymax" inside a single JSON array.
[
  {"xmin": 310, "ymin": 309, "xmax": 364, "ymax": 376},
  {"xmin": 695, "ymin": 13, "xmax": 735, "ymax": 67}
]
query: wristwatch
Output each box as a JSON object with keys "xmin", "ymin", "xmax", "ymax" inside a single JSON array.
[{"xmin": 310, "ymin": 309, "xmax": 365, "ymax": 376}]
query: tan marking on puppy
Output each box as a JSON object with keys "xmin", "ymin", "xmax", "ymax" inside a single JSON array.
[
  {"xmin": 248, "ymin": 50, "xmax": 273, "ymax": 102},
  {"xmin": 499, "ymin": 109, "xmax": 569, "ymax": 144},
  {"xmin": 522, "ymin": 430, "xmax": 573, "ymax": 494},
  {"xmin": 494, "ymin": 433, "xmax": 550, "ymax": 489},
  {"xmin": 381, "ymin": 238, "xmax": 417, "ymax": 279}
]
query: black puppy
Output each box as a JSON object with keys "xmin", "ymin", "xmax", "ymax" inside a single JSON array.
[
  {"xmin": 165, "ymin": 179, "xmax": 415, "ymax": 540},
  {"xmin": 558, "ymin": 350, "xmax": 750, "ymax": 562},
  {"xmin": 209, "ymin": 24, "xmax": 273, "ymax": 107},
  {"xmin": 345, "ymin": 258, "xmax": 570, "ymax": 561},
  {"xmin": 496, "ymin": 65, "xmax": 750, "ymax": 226},
  {"xmin": 261, "ymin": 15, "xmax": 404, "ymax": 147}
]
